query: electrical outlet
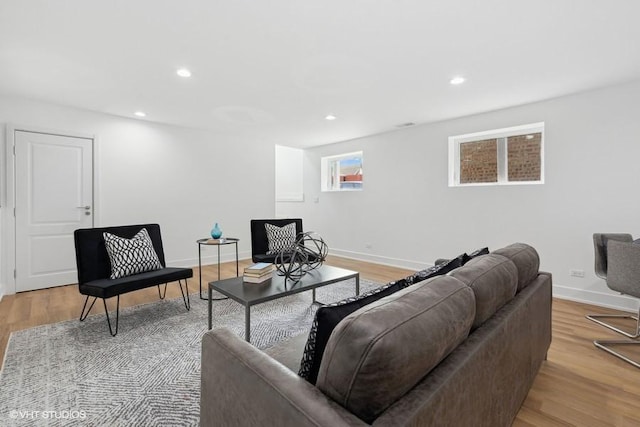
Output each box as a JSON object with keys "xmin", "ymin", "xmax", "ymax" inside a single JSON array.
[{"xmin": 570, "ymin": 269, "xmax": 585, "ymax": 278}]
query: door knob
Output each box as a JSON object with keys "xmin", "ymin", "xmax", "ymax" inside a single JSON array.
[{"xmin": 76, "ymin": 206, "xmax": 91, "ymax": 210}]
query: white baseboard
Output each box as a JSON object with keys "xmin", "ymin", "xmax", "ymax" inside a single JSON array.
[
  {"xmin": 168, "ymin": 250, "xmax": 253, "ymax": 269},
  {"xmin": 331, "ymin": 248, "xmax": 639, "ymax": 313},
  {"xmin": 553, "ymin": 284, "xmax": 639, "ymax": 312},
  {"xmin": 330, "ymin": 248, "xmax": 430, "ymax": 272}
]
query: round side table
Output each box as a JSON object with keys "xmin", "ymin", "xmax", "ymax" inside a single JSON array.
[{"xmin": 197, "ymin": 237, "xmax": 239, "ymax": 300}]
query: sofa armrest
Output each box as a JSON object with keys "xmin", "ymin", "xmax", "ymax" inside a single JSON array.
[{"xmin": 200, "ymin": 328, "xmax": 366, "ymax": 427}]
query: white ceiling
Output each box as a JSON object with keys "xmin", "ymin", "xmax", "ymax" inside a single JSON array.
[{"xmin": 1, "ymin": 1, "xmax": 639, "ymax": 147}]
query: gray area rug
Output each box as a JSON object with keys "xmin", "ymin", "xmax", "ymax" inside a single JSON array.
[{"xmin": 0, "ymin": 278, "xmax": 379, "ymax": 426}]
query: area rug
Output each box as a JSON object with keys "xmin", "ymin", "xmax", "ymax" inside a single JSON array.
[{"xmin": 0, "ymin": 278, "xmax": 379, "ymax": 427}]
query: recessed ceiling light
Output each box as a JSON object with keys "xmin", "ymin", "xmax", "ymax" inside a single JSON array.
[
  {"xmin": 325, "ymin": 114, "xmax": 336, "ymax": 121},
  {"xmin": 176, "ymin": 68, "xmax": 192, "ymax": 78},
  {"xmin": 134, "ymin": 111, "xmax": 146, "ymax": 117},
  {"xmin": 450, "ymin": 76, "xmax": 466, "ymax": 85}
]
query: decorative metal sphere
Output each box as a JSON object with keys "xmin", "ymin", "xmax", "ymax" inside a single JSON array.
[
  {"xmin": 296, "ymin": 232, "xmax": 328, "ymax": 269},
  {"xmin": 275, "ymin": 231, "xmax": 328, "ymax": 282},
  {"xmin": 274, "ymin": 245, "xmax": 308, "ymax": 281}
]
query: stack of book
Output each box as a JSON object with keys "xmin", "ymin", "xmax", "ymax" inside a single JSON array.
[{"xmin": 243, "ymin": 262, "xmax": 274, "ymax": 283}]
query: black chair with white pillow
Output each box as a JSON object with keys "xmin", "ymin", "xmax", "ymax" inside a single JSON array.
[
  {"xmin": 250, "ymin": 218, "xmax": 304, "ymax": 263},
  {"xmin": 74, "ymin": 223, "xmax": 193, "ymax": 336}
]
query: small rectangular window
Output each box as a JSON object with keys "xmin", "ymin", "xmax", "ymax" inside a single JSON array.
[
  {"xmin": 507, "ymin": 133, "xmax": 542, "ymax": 182},
  {"xmin": 459, "ymin": 138, "xmax": 498, "ymax": 184},
  {"xmin": 449, "ymin": 123, "xmax": 544, "ymax": 186},
  {"xmin": 321, "ymin": 151, "xmax": 363, "ymax": 192}
]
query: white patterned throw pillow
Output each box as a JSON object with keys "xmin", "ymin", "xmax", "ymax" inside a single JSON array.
[
  {"xmin": 265, "ymin": 222, "xmax": 297, "ymax": 255},
  {"xmin": 103, "ymin": 228, "xmax": 163, "ymax": 279}
]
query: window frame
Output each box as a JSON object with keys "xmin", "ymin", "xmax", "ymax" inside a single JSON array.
[
  {"xmin": 448, "ymin": 122, "xmax": 545, "ymax": 187},
  {"xmin": 320, "ymin": 151, "xmax": 364, "ymax": 192}
]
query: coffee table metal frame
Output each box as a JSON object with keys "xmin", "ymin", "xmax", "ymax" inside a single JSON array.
[
  {"xmin": 197, "ymin": 237, "xmax": 239, "ymax": 300},
  {"xmin": 208, "ymin": 265, "xmax": 359, "ymax": 342}
]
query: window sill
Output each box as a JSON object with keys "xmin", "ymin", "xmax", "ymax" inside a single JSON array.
[
  {"xmin": 449, "ymin": 180, "xmax": 544, "ymax": 187},
  {"xmin": 321, "ymin": 188, "xmax": 363, "ymax": 193}
]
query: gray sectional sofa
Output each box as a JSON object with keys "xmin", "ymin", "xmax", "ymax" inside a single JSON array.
[{"xmin": 200, "ymin": 243, "xmax": 552, "ymax": 426}]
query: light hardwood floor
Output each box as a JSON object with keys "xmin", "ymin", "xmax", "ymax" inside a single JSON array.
[{"xmin": 1, "ymin": 256, "xmax": 639, "ymax": 426}]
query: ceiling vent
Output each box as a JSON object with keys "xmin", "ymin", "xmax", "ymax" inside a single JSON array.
[{"xmin": 396, "ymin": 122, "xmax": 416, "ymax": 128}]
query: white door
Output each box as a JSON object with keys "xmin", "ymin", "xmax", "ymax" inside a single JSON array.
[{"xmin": 15, "ymin": 130, "xmax": 93, "ymax": 292}]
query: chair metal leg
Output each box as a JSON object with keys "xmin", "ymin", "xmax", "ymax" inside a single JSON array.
[
  {"xmin": 179, "ymin": 279, "xmax": 191, "ymax": 311},
  {"xmin": 158, "ymin": 283, "xmax": 168, "ymax": 300},
  {"xmin": 102, "ymin": 296, "xmax": 120, "ymax": 337},
  {"xmin": 586, "ymin": 306, "xmax": 640, "ymax": 338},
  {"xmin": 79, "ymin": 295, "xmax": 97, "ymax": 321},
  {"xmin": 593, "ymin": 339, "xmax": 640, "ymax": 369}
]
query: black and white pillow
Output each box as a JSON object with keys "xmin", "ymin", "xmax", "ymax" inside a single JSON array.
[
  {"xmin": 103, "ymin": 228, "xmax": 163, "ymax": 279},
  {"xmin": 298, "ymin": 282, "xmax": 404, "ymax": 384},
  {"xmin": 401, "ymin": 255, "xmax": 465, "ymax": 286},
  {"xmin": 265, "ymin": 222, "xmax": 297, "ymax": 255},
  {"xmin": 466, "ymin": 247, "xmax": 489, "ymax": 262}
]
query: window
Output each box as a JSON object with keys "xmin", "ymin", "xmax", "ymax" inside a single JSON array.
[
  {"xmin": 321, "ymin": 151, "xmax": 363, "ymax": 191},
  {"xmin": 448, "ymin": 123, "xmax": 544, "ymax": 186}
]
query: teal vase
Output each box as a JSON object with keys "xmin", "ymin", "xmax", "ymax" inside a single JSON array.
[{"xmin": 210, "ymin": 223, "xmax": 222, "ymax": 239}]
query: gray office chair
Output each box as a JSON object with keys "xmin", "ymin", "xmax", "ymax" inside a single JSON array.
[{"xmin": 586, "ymin": 233, "xmax": 640, "ymax": 368}]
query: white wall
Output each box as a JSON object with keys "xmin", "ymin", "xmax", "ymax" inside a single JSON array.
[
  {"xmin": 278, "ymin": 79, "xmax": 640, "ymax": 311},
  {"xmin": 0, "ymin": 95, "xmax": 275, "ymax": 296}
]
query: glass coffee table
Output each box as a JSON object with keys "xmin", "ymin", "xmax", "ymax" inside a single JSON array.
[{"xmin": 208, "ymin": 265, "xmax": 359, "ymax": 342}]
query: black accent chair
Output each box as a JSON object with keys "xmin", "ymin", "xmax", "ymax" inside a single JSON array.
[
  {"xmin": 74, "ymin": 224, "xmax": 193, "ymax": 336},
  {"xmin": 250, "ymin": 218, "xmax": 303, "ymax": 263}
]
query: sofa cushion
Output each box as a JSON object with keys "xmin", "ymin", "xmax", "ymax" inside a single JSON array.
[
  {"xmin": 265, "ymin": 333, "xmax": 310, "ymax": 372},
  {"xmin": 78, "ymin": 267, "xmax": 193, "ymax": 299},
  {"xmin": 298, "ymin": 282, "xmax": 404, "ymax": 384},
  {"xmin": 298, "ymin": 255, "xmax": 465, "ymax": 384},
  {"xmin": 492, "ymin": 243, "xmax": 540, "ymax": 291},
  {"xmin": 316, "ymin": 276, "xmax": 475, "ymax": 424},
  {"xmin": 449, "ymin": 254, "xmax": 518, "ymax": 329}
]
